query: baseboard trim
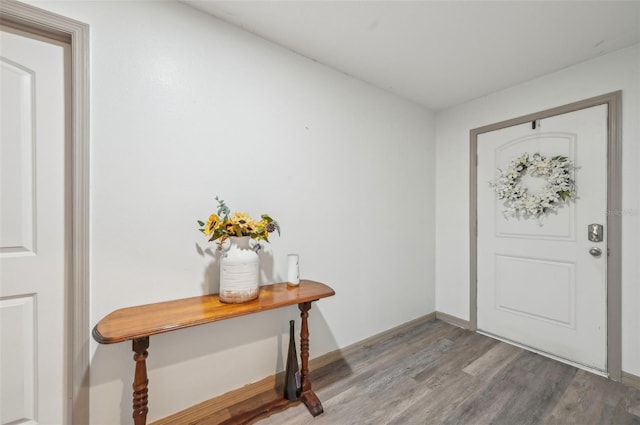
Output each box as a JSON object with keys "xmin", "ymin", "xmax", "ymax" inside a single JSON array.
[
  {"xmin": 149, "ymin": 372, "xmax": 279, "ymax": 424},
  {"xmin": 622, "ymin": 371, "xmax": 640, "ymax": 390},
  {"xmin": 151, "ymin": 312, "xmax": 437, "ymax": 424},
  {"xmin": 435, "ymin": 311, "xmax": 471, "ymax": 329},
  {"xmin": 313, "ymin": 312, "xmax": 437, "ymax": 369}
]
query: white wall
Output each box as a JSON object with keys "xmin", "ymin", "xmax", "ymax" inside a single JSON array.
[
  {"xmin": 29, "ymin": 1, "xmax": 436, "ymax": 423},
  {"xmin": 435, "ymin": 45, "xmax": 640, "ymax": 374},
  {"xmin": 27, "ymin": 1, "xmax": 638, "ymax": 422}
]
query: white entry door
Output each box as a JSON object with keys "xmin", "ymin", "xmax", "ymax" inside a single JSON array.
[
  {"xmin": 1, "ymin": 30, "xmax": 68, "ymax": 424},
  {"xmin": 477, "ymin": 105, "xmax": 608, "ymax": 371}
]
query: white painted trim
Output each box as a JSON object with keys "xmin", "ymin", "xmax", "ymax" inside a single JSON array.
[{"xmin": 0, "ymin": 1, "xmax": 90, "ymax": 423}]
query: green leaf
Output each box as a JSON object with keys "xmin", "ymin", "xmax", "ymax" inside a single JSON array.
[
  {"xmin": 197, "ymin": 220, "xmax": 205, "ymax": 227},
  {"xmin": 216, "ymin": 196, "xmax": 231, "ymax": 220}
]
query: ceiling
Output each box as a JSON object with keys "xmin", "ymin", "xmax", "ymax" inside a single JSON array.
[{"xmin": 183, "ymin": 1, "xmax": 640, "ymax": 111}]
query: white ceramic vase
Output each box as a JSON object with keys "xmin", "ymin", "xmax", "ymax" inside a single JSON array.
[{"xmin": 219, "ymin": 236, "xmax": 259, "ymax": 303}]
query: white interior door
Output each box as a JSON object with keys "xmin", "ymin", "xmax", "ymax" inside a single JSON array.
[
  {"xmin": 477, "ymin": 105, "xmax": 608, "ymax": 371},
  {"xmin": 1, "ymin": 30, "xmax": 68, "ymax": 424}
]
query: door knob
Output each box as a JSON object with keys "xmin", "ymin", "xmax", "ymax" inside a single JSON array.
[{"xmin": 589, "ymin": 247, "xmax": 602, "ymax": 257}]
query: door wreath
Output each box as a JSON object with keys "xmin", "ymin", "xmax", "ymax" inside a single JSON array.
[{"xmin": 490, "ymin": 153, "xmax": 576, "ymax": 219}]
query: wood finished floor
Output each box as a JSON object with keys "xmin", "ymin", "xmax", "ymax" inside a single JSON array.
[{"xmin": 254, "ymin": 319, "xmax": 640, "ymax": 425}]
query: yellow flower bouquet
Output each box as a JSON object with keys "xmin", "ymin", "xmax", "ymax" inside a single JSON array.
[{"xmin": 197, "ymin": 197, "xmax": 280, "ymax": 246}]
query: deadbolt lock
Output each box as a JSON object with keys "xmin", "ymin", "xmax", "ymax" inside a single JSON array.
[{"xmin": 588, "ymin": 224, "xmax": 603, "ymax": 243}]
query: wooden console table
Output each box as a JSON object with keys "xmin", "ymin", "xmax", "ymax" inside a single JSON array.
[{"xmin": 92, "ymin": 280, "xmax": 335, "ymax": 425}]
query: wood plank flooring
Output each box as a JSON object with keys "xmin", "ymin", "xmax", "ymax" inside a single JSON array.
[{"xmin": 253, "ymin": 319, "xmax": 640, "ymax": 425}]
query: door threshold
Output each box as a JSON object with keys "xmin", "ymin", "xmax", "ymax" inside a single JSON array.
[{"xmin": 477, "ymin": 330, "xmax": 608, "ymax": 378}]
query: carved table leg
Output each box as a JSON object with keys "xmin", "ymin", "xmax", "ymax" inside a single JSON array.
[
  {"xmin": 298, "ymin": 301, "xmax": 324, "ymax": 416},
  {"xmin": 132, "ymin": 337, "xmax": 150, "ymax": 425}
]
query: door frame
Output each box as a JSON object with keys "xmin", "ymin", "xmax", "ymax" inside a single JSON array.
[
  {"xmin": 469, "ymin": 91, "xmax": 622, "ymax": 381},
  {"xmin": 0, "ymin": 0, "xmax": 90, "ymax": 422}
]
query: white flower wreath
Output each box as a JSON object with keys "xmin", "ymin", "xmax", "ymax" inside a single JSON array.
[{"xmin": 490, "ymin": 153, "xmax": 576, "ymax": 219}]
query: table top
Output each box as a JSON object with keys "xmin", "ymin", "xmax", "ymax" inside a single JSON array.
[{"xmin": 92, "ymin": 280, "xmax": 335, "ymax": 344}]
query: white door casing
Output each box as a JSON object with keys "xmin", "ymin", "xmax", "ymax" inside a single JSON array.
[
  {"xmin": 1, "ymin": 30, "xmax": 67, "ymax": 424},
  {"xmin": 476, "ymin": 105, "xmax": 608, "ymax": 371}
]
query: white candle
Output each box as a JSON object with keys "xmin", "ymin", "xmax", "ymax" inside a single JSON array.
[{"xmin": 287, "ymin": 254, "xmax": 300, "ymax": 285}]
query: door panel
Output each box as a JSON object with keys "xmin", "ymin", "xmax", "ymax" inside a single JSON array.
[
  {"xmin": 477, "ymin": 105, "xmax": 607, "ymax": 371},
  {"xmin": 494, "ymin": 133, "xmax": 577, "ymax": 241},
  {"xmin": 0, "ymin": 58, "xmax": 35, "ymax": 254},
  {"xmin": 0, "ymin": 295, "xmax": 36, "ymax": 424},
  {"xmin": 1, "ymin": 30, "xmax": 66, "ymax": 425},
  {"xmin": 495, "ymin": 255, "xmax": 575, "ymax": 327}
]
